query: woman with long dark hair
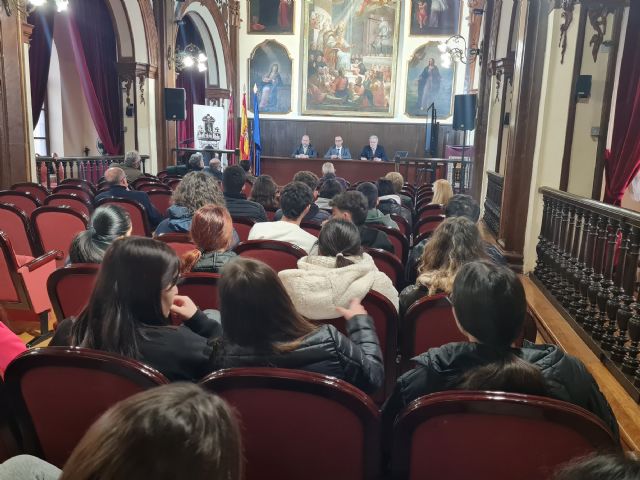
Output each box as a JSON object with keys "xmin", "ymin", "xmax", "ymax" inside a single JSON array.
[
  {"xmin": 68, "ymin": 205, "xmax": 132, "ymax": 264},
  {"xmin": 211, "ymin": 257, "xmax": 384, "ymax": 394},
  {"xmin": 249, "ymin": 175, "xmax": 279, "ymax": 210},
  {"xmin": 384, "ymin": 261, "xmax": 619, "ymax": 438},
  {"xmin": 52, "ymin": 237, "xmax": 220, "ymax": 381}
]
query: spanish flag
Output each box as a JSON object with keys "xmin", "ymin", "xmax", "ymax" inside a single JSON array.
[{"xmin": 239, "ymin": 92, "xmax": 250, "ymax": 161}]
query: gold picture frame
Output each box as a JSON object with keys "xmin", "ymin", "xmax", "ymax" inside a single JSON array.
[
  {"xmin": 248, "ymin": 40, "xmax": 293, "ymax": 114},
  {"xmin": 247, "ymin": 0, "xmax": 295, "ymax": 35}
]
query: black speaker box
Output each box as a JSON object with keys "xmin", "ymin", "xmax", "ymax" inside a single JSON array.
[
  {"xmin": 453, "ymin": 94, "xmax": 477, "ymax": 131},
  {"xmin": 164, "ymin": 88, "xmax": 186, "ymax": 121},
  {"xmin": 576, "ymin": 75, "xmax": 592, "ymax": 99}
]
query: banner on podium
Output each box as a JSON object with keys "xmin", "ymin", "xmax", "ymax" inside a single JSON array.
[{"xmin": 193, "ymin": 104, "xmax": 227, "ymax": 165}]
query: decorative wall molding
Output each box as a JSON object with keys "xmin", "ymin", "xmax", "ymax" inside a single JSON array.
[
  {"xmin": 117, "ymin": 62, "xmax": 151, "ymax": 106},
  {"xmin": 559, "ymin": 0, "xmax": 577, "ymax": 64},
  {"xmin": 489, "ymin": 52, "xmax": 516, "ymax": 103},
  {"xmin": 588, "ymin": 6, "xmax": 611, "ymax": 62}
]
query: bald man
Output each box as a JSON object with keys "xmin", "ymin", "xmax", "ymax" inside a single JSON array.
[{"xmin": 95, "ymin": 167, "xmax": 163, "ymax": 228}]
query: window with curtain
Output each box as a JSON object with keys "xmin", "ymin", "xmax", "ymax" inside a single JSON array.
[{"xmin": 33, "ymin": 100, "xmax": 49, "ymax": 156}]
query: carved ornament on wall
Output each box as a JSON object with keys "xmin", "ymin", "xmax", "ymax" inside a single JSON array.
[
  {"xmin": 559, "ymin": 0, "xmax": 576, "ymax": 64},
  {"xmin": 489, "ymin": 52, "xmax": 515, "ymax": 104},
  {"xmin": 588, "ymin": 7, "xmax": 610, "ymax": 63}
]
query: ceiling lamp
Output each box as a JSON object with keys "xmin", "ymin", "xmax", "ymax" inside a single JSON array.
[
  {"xmin": 438, "ymin": 35, "xmax": 481, "ymax": 65},
  {"xmin": 168, "ymin": 43, "xmax": 207, "ymax": 73}
]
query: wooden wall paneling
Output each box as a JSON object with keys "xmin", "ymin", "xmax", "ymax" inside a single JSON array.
[{"xmin": 153, "ymin": 0, "xmax": 175, "ymax": 171}]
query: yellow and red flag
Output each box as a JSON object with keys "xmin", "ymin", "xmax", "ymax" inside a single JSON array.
[{"xmin": 239, "ymin": 92, "xmax": 250, "ymax": 161}]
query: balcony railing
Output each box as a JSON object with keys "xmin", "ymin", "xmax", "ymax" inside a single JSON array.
[
  {"xmin": 35, "ymin": 155, "xmax": 149, "ymax": 188},
  {"xmin": 483, "ymin": 171, "xmax": 503, "ymax": 236},
  {"xmin": 534, "ymin": 187, "xmax": 640, "ymax": 402}
]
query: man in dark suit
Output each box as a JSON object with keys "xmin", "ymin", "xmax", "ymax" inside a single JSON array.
[
  {"xmin": 359, "ymin": 135, "xmax": 388, "ymax": 161},
  {"xmin": 95, "ymin": 167, "xmax": 163, "ymax": 227},
  {"xmin": 291, "ymin": 135, "xmax": 318, "ymax": 159}
]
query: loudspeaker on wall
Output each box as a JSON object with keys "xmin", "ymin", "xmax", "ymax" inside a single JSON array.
[
  {"xmin": 164, "ymin": 88, "xmax": 186, "ymax": 121},
  {"xmin": 452, "ymin": 94, "xmax": 477, "ymax": 131}
]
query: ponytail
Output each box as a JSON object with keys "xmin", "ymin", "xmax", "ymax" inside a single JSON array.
[
  {"xmin": 335, "ymin": 252, "xmax": 355, "ymax": 268},
  {"xmin": 69, "ymin": 230, "xmax": 109, "ymax": 264},
  {"xmin": 180, "ymin": 249, "xmax": 202, "ymax": 273}
]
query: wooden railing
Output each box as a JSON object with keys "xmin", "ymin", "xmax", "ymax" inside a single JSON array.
[
  {"xmin": 483, "ymin": 171, "xmax": 503, "ymax": 236},
  {"xmin": 533, "ymin": 187, "xmax": 640, "ymax": 402},
  {"xmin": 35, "ymin": 155, "xmax": 149, "ymax": 188}
]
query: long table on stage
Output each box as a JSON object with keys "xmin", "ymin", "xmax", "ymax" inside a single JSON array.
[{"xmin": 260, "ymin": 156, "xmax": 472, "ymax": 190}]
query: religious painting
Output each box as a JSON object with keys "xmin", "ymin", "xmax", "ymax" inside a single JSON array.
[
  {"xmin": 248, "ymin": 40, "xmax": 292, "ymax": 114},
  {"xmin": 409, "ymin": 0, "xmax": 461, "ymax": 36},
  {"xmin": 405, "ymin": 42, "xmax": 456, "ymax": 118},
  {"xmin": 302, "ymin": 0, "xmax": 401, "ymax": 117},
  {"xmin": 248, "ymin": 0, "xmax": 295, "ymax": 34}
]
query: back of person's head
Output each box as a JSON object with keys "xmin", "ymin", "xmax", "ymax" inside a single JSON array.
[
  {"xmin": 219, "ymin": 258, "xmax": 316, "ymax": 352},
  {"xmin": 104, "ymin": 167, "xmax": 126, "ymax": 186},
  {"xmin": 181, "ymin": 205, "xmax": 233, "ymax": 273},
  {"xmin": 322, "ymin": 162, "xmax": 336, "ymax": 175},
  {"xmin": 223, "ymin": 165, "xmax": 246, "ymax": 194},
  {"xmin": 445, "ymin": 194, "xmax": 481, "ymax": 222},
  {"xmin": 280, "ymin": 181, "xmax": 313, "ymax": 220},
  {"xmin": 330, "ymin": 191, "xmax": 368, "ymax": 226},
  {"xmin": 432, "ymin": 179, "xmax": 454, "ymax": 206},
  {"xmin": 318, "ymin": 218, "xmax": 362, "ymax": 268},
  {"xmin": 418, "ymin": 216, "xmax": 486, "ymax": 293},
  {"xmin": 172, "ymin": 171, "xmax": 225, "ymax": 213},
  {"xmin": 60, "ymin": 383, "xmax": 243, "ymax": 480},
  {"xmin": 72, "ymin": 237, "xmax": 180, "ymax": 359},
  {"xmin": 239, "ymin": 159, "xmax": 252, "ymax": 174},
  {"xmin": 209, "ymin": 158, "xmax": 221, "ymax": 171},
  {"xmin": 451, "ymin": 260, "xmax": 546, "ymax": 395},
  {"xmin": 124, "ymin": 150, "xmax": 141, "ymax": 168},
  {"xmin": 69, "ymin": 205, "xmax": 131, "ymax": 264},
  {"xmin": 249, "ymin": 175, "xmax": 278, "ymax": 209},
  {"xmin": 319, "ymin": 178, "xmax": 343, "ymax": 199},
  {"xmin": 385, "ymin": 171, "xmax": 404, "ymax": 193},
  {"xmin": 376, "ymin": 178, "xmax": 395, "ymax": 197},
  {"xmin": 293, "ymin": 171, "xmax": 319, "ymax": 191},
  {"xmin": 356, "ymin": 182, "xmax": 378, "ymax": 210},
  {"xmin": 552, "ymin": 454, "xmax": 640, "ymax": 480},
  {"xmin": 188, "ymin": 153, "xmax": 204, "ymax": 170}
]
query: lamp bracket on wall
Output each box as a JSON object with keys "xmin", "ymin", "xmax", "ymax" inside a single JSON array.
[{"xmin": 438, "ymin": 34, "xmax": 481, "ymax": 67}]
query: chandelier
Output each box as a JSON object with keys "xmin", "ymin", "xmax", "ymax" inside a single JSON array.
[
  {"xmin": 438, "ymin": 35, "xmax": 481, "ymax": 68},
  {"xmin": 2, "ymin": 0, "xmax": 68, "ymax": 16},
  {"xmin": 168, "ymin": 43, "xmax": 207, "ymax": 73}
]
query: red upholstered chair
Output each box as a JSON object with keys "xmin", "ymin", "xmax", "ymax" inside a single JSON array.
[
  {"xmin": 414, "ymin": 215, "xmax": 445, "ymax": 238},
  {"xmin": 10, "ymin": 183, "xmax": 49, "ymax": 204},
  {"xmin": 136, "ymin": 182, "xmax": 171, "ymax": 193},
  {"xmin": 166, "ymin": 178, "xmax": 181, "ymax": 191},
  {"xmin": 31, "ymin": 206, "xmax": 88, "ymax": 267},
  {"xmin": 415, "ymin": 196, "xmax": 435, "ymax": 211},
  {"xmin": 235, "ymin": 240, "xmax": 306, "ymax": 272},
  {"xmin": 44, "ymin": 193, "xmax": 93, "ymax": 217},
  {"xmin": 47, "ymin": 264, "xmax": 99, "ymax": 321},
  {"xmin": 131, "ymin": 177, "xmax": 160, "ymax": 189},
  {"xmin": 391, "ymin": 391, "xmax": 618, "ymax": 480},
  {"xmin": 0, "ymin": 378, "xmax": 20, "ymax": 462},
  {"xmin": 177, "ymin": 273, "xmax": 221, "ymax": 317},
  {"xmin": 156, "ymin": 232, "xmax": 196, "ymax": 257},
  {"xmin": 0, "ymin": 204, "xmax": 39, "ymax": 257},
  {"xmin": 300, "ymin": 221, "xmax": 322, "ymax": 237},
  {"xmin": 264, "ymin": 207, "xmax": 278, "ymax": 221},
  {"xmin": 200, "ymin": 368, "xmax": 381, "ymax": 480},
  {"xmin": 390, "ymin": 213, "xmax": 411, "ymax": 239},
  {"xmin": 147, "ymin": 190, "xmax": 173, "ymax": 218},
  {"xmin": 232, "ymin": 216, "xmax": 256, "ymax": 243},
  {"xmin": 95, "ymin": 197, "xmax": 151, "ymax": 237},
  {"xmin": 4, "ymin": 347, "xmax": 169, "ymax": 468},
  {"xmin": 0, "ymin": 191, "xmax": 41, "ymax": 217},
  {"xmin": 417, "ymin": 203, "xmax": 445, "ymax": 219},
  {"xmin": 369, "ymin": 224, "xmax": 408, "ymax": 264},
  {"xmin": 0, "ymin": 232, "xmax": 57, "ymax": 343},
  {"xmin": 365, "ymin": 247, "xmax": 404, "ymax": 289},
  {"xmin": 59, "ymin": 179, "xmax": 96, "ymax": 195},
  {"xmin": 51, "ymin": 185, "xmax": 94, "ymax": 203}
]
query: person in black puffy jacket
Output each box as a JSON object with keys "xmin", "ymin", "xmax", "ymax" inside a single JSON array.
[
  {"xmin": 376, "ymin": 178, "xmax": 412, "ymax": 229},
  {"xmin": 210, "ymin": 257, "xmax": 384, "ymax": 394}
]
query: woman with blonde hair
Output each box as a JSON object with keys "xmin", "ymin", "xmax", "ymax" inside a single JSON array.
[
  {"xmin": 399, "ymin": 216, "xmax": 486, "ymax": 314},
  {"xmin": 430, "ymin": 178, "xmax": 453, "ymax": 206}
]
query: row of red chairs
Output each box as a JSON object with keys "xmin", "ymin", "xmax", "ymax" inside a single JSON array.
[{"xmin": 0, "ymin": 348, "xmax": 618, "ymax": 478}]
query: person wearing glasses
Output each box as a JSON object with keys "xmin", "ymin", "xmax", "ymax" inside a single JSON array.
[{"xmin": 324, "ymin": 136, "xmax": 352, "ymax": 160}]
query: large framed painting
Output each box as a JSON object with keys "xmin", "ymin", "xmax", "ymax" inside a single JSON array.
[
  {"xmin": 248, "ymin": 40, "xmax": 293, "ymax": 114},
  {"xmin": 405, "ymin": 42, "xmax": 456, "ymax": 118},
  {"xmin": 302, "ymin": 0, "xmax": 401, "ymax": 117},
  {"xmin": 248, "ymin": 0, "xmax": 295, "ymax": 34},
  {"xmin": 409, "ymin": 0, "xmax": 461, "ymax": 36}
]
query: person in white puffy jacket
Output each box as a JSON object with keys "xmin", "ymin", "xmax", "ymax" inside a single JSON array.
[{"xmin": 279, "ymin": 218, "xmax": 399, "ymax": 320}]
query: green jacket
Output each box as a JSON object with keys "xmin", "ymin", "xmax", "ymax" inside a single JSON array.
[{"xmin": 365, "ymin": 209, "xmax": 398, "ymax": 229}]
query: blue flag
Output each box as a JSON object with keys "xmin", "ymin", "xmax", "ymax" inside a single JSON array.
[{"xmin": 252, "ymin": 88, "xmax": 261, "ymax": 176}]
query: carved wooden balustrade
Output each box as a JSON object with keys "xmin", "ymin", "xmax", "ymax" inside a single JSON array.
[
  {"xmin": 483, "ymin": 170, "xmax": 503, "ymax": 236},
  {"xmin": 35, "ymin": 155, "xmax": 149, "ymax": 188},
  {"xmin": 534, "ymin": 187, "xmax": 640, "ymax": 401}
]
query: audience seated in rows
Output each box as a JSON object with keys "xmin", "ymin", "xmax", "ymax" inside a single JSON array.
[
  {"xmin": 399, "ymin": 217, "xmax": 485, "ymax": 314},
  {"xmin": 430, "ymin": 178, "xmax": 454, "ymax": 206},
  {"xmin": 180, "ymin": 205, "xmax": 237, "ymax": 274},
  {"xmin": 274, "ymin": 171, "xmax": 330, "ymax": 224},
  {"xmin": 223, "ymin": 165, "xmax": 267, "ymax": 222},
  {"xmin": 0, "ymin": 308, "xmax": 26, "ymax": 377},
  {"xmin": 331, "ymin": 191, "xmax": 394, "ymax": 254},
  {"xmin": 318, "ymin": 162, "xmax": 348, "ymax": 191},
  {"xmin": 249, "ymin": 175, "xmax": 279, "ymax": 211},
  {"xmin": 210, "ymin": 257, "xmax": 384, "ymax": 394},
  {"xmin": 553, "ymin": 453, "xmax": 640, "ymax": 480},
  {"xmin": 203, "ymin": 157, "xmax": 223, "ymax": 182},
  {"xmin": 109, "ymin": 150, "xmax": 143, "ymax": 184},
  {"xmin": 316, "ymin": 178, "xmax": 344, "ymax": 210},
  {"xmin": 0, "ymin": 383, "xmax": 242, "ymax": 480},
  {"xmin": 356, "ymin": 182, "xmax": 398, "ymax": 229},
  {"xmin": 239, "ymin": 159, "xmax": 257, "ymax": 184},
  {"xmin": 95, "ymin": 167, "xmax": 163, "ymax": 228},
  {"xmin": 248, "ymin": 182, "xmax": 319, "ymax": 254},
  {"xmin": 383, "ymin": 260, "xmax": 619, "ymax": 438},
  {"xmin": 52, "ymin": 237, "xmax": 220, "ymax": 381},
  {"xmin": 377, "ymin": 178, "xmax": 412, "ymax": 228},
  {"xmin": 187, "ymin": 153, "xmax": 205, "ymax": 173},
  {"xmin": 68, "ymin": 205, "xmax": 132, "ymax": 264},
  {"xmin": 384, "ymin": 171, "xmax": 413, "ymax": 211},
  {"xmin": 279, "ymin": 219, "xmax": 399, "ymax": 319}
]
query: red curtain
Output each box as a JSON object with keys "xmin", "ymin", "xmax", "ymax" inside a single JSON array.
[
  {"xmin": 604, "ymin": 3, "xmax": 640, "ymax": 205},
  {"xmin": 176, "ymin": 69, "xmax": 206, "ymax": 149},
  {"xmin": 28, "ymin": 8, "xmax": 55, "ymax": 127},
  {"xmin": 66, "ymin": 0, "xmax": 122, "ymax": 155}
]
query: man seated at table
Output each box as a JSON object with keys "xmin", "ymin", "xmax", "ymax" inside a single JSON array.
[
  {"xmin": 292, "ymin": 135, "xmax": 318, "ymax": 159},
  {"xmin": 318, "ymin": 162, "xmax": 348, "ymax": 191},
  {"xmin": 359, "ymin": 135, "xmax": 388, "ymax": 162},
  {"xmin": 95, "ymin": 167, "xmax": 163, "ymax": 228},
  {"xmin": 324, "ymin": 136, "xmax": 352, "ymax": 160}
]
